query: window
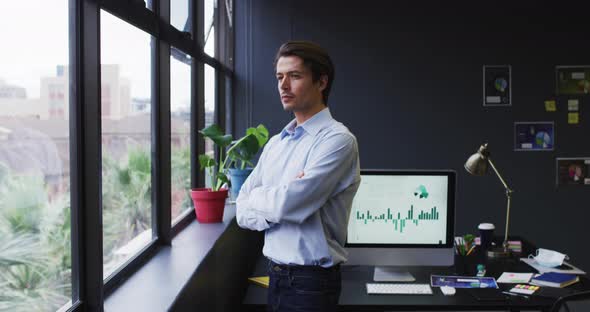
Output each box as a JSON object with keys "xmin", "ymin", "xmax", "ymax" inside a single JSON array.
[
  {"xmin": 171, "ymin": 0, "xmax": 191, "ymax": 36},
  {"xmin": 100, "ymin": 10, "xmax": 154, "ymax": 279},
  {"xmin": 204, "ymin": 0, "xmax": 216, "ymax": 57},
  {"xmin": 204, "ymin": 64, "xmax": 217, "ymax": 189},
  {"xmin": 0, "ymin": 0, "xmax": 235, "ymax": 309},
  {"xmin": 171, "ymin": 50, "xmax": 192, "ymax": 223},
  {"xmin": 0, "ymin": 1, "xmax": 72, "ymax": 311}
]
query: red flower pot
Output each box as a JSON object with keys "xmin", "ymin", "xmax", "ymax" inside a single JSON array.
[{"xmin": 190, "ymin": 188, "xmax": 228, "ymax": 223}]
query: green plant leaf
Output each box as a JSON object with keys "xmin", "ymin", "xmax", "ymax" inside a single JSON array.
[
  {"xmin": 199, "ymin": 124, "xmax": 232, "ymax": 148},
  {"xmin": 228, "ymin": 134, "xmax": 259, "ymax": 165},
  {"xmin": 198, "ymin": 154, "xmax": 216, "ymax": 170},
  {"xmin": 0, "ymin": 232, "xmax": 43, "ymax": 267},
  {"xmin": 117, "ymin": 167, "xmax": 131, "ymax": 186},
  {"xmin": 1, "ymin": 175, "xmax": 46, "ymax": 233},
  {"xmin": 463, "ymin": 234, "xmax": 475, "ymax": 244},
  {"xmin": 246, "ymin": 124, "xmax": 269, "ymax": 147},
  {"xmin": 216, "ymin": 172, "xmax": 230, "ymax": 188},
  {"xmin": 226, "ymin": 124, "xmax": 269, "ymax": 169},
  {"xmin": 128, "ymin": 148, "xmax": 151, "ymax": 174}
]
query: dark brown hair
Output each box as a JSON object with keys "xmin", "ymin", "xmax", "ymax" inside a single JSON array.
[{"xmin": 273, "ymin": 41, "xmax": 335, "ymax": 106}]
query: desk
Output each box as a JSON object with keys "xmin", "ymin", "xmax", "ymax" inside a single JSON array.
[{"xmin": 242, "ymin": 238, "xmax": 590, "ymax": 311}]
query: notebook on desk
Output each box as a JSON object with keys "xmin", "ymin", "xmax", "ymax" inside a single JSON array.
[{"xmin": 530, "ymin": 272, "xmax": 579, "ymax": 288}]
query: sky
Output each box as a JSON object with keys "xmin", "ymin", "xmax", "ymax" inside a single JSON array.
[
  {"xmin": 0, "ymin": 1, "xmax": 68, "ymax": 98},
  {"xmin": 0, "ymin": 1, "xmax": 216, "ymax": 112}
]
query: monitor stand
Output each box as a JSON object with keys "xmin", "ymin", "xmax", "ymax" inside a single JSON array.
[{"xmin": 373, "ymin": 266, "xmax": 416, "ymax": 282}]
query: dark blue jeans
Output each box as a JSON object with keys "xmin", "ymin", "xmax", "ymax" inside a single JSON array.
[{"xmin": 267, "ymin": 261, "xmax": 341, "ymax": 312}]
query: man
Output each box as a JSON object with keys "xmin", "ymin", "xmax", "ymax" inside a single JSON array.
[{"xmin": 236, "ymin": 41, "xmax": 360, "ymax": 312}]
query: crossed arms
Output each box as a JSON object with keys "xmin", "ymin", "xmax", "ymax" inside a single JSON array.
[{"xmin": 236, "ymin": 133, "xmax": 357, "ymax": 231}]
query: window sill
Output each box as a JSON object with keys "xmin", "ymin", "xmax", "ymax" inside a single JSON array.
[{"xmin": 104, "ymin": 203, "xmax": 236, "ymax": 311}]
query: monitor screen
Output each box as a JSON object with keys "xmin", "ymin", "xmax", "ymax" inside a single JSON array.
[
  {"xmin": 347, "ymin": 172, "xmax": 452, "ymax": 246},
  {"xmin": 345, "ymin": 170, "xmax": 455, "ymax": 270}
]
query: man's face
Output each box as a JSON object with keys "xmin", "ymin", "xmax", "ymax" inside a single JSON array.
[{"xmin": 275, "ymin": 56, "xmax": 325, "ymax": 112}]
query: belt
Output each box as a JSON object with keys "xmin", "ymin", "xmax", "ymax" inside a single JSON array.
[{"xmin": 270, "ymin": 261, "xmax": 341, "ymax": 273}]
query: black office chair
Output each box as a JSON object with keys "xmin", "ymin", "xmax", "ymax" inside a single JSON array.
[{"xmin": 550, "ymin": 290, "xmax": 590, "ymax": 312}]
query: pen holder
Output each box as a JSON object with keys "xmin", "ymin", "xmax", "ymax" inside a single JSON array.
[
  {"xmin": 454, "ymin": 255, "xmax": 472, "ymax": 275},
  {"xmin": 455, "ymin": 234, "xmax": 476, "ymax": 257}
]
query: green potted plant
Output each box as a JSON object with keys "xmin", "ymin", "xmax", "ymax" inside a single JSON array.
[
  {"xmin": 225, "ymin": 124, "xmax": 269, "ymax": 201},
  {"xmin": 190, "ymin": 124, "xmax": 268, "ymax": 223},
  {"xmin": 190, "ymin": 124, "xmax": 232, "ymax": 223}
]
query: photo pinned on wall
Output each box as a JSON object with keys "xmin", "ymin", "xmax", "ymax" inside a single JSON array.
[
  {"xmin": 483, "ymin": 65, "xmax": 511, "ymax": 106},
  {"xmin": 514, "ymin": 122, "xmax": 554, "ymax": 151},
  {"xmin": 556, "ymin": 158, "xmax": 590, "ymax": 186},
  {"xmin": 556, "ymin": 66, "xmax": 590, "ymax": 95}
]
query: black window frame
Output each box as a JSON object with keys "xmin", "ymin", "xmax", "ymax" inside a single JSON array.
[{"xmin": 67, "ymin": 0, "xmax": 234, "ymax": 310}]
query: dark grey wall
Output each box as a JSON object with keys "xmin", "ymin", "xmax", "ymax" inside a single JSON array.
[{"xmin": 234, "ymin": 1, "xmax": 590, "ymax": 271}]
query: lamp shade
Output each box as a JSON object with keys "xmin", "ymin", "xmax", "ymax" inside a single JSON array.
[{"xmin": 464, "ymin": 144, "xmax": 490, "ymax": 176}]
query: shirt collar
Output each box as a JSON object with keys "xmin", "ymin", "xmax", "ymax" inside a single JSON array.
[{"xmin": 280, "ymin": 107, "xmax": 332, "ymax": 140}]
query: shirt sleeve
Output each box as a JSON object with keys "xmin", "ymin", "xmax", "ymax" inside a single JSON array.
[
  {"xmin": 248, "ymin": 132, "xmax": 357, "ymax": 225},
  {"xmin": 236, "ymin": 137, "xmax": 274, "ymax": 231}
]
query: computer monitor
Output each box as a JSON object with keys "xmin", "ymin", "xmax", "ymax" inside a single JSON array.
[{"xmin": 345, "ymin": 169, "xmax": 456, "ymax": 281}]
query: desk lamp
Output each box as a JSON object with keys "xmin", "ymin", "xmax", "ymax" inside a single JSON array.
[{"xmin": 464, "ymin": 143, "xmax": 513, "ymax": 258}]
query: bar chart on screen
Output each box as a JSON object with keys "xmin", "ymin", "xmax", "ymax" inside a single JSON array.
[
  {"xmin": 354, "ymin": 205, "xmax": 440, "ymax": 233},
  {"xmin": 348, "ymin": 175, "xmax": 448, "ymax": 245}
]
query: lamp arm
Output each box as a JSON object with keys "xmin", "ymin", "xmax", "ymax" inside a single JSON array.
[
  {"xmin": 487, "ymin": 158, "xmax": 512, "ymax": 192},
  {"xmin": 487, "ymin": 158, "xmax": 513, "ymax": 249}
]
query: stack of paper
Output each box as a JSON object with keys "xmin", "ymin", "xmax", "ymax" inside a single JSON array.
[
  {"xmin": 507, "ymin": 240, "xmax": 522, "ymax": 253},
  {"xmin": 497, "ymin": 272, "xmax": 533, "ymax": 284}
]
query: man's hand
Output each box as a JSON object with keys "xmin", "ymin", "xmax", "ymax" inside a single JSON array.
[{"xmin": 296, "ymin": 171, "xmax": 305, "ymax": 179}]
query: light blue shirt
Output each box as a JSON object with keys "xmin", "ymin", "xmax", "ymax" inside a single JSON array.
[{"xmin": 236, "ymin": 108, "xmax": 361, "ymax": 267}]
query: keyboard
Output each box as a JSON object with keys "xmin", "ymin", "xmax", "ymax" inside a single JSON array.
[{"xmin": 366, "ymin": 283, "xmax": 433, "ymax": 295}]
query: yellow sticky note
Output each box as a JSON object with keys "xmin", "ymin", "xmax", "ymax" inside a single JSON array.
[
  {"xmin": 568, "ymin": 112, "xmax": 579, "ymax": 124},
  {"xmin": 544, "ymin": 100, "xmax": 556, "ymax": 112}
]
